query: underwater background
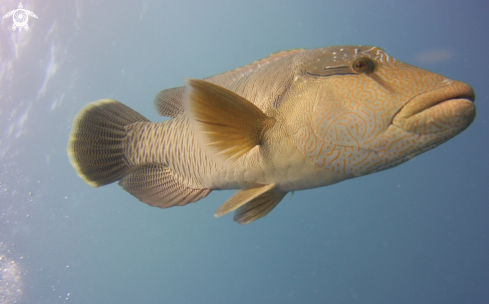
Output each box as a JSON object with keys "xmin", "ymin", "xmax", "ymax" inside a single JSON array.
[{"xmin": 1, "ymin": 0, "xmax": 488, "ymax": 303}]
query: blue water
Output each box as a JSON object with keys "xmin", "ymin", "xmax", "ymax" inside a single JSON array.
[{"xmin": 1, "ymin": 0, "xmax": 488, "ymax": 303}]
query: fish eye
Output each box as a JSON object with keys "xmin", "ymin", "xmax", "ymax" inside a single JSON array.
[{"xmin": 352, "ymin": 57, "xmax": 375, "ymax": 73}]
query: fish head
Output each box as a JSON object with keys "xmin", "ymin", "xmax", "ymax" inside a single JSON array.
[{"xmin": 288, "ymin": 46, "xmax": 475, "ymax": 177}]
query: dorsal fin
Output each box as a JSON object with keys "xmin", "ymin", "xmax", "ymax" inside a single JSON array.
[
  {"xmin": 183, "ymin": 79, "xmax": 275, "ymax": 163},
  {"xmin": 153, "ymin": 86, "xmax": 185, "ymax": 117},
  {"xmin": 153, "ymin": 49, "xmax": 305, "ymax": 117}
]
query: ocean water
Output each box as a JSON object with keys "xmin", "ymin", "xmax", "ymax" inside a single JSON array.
[{"xmin": 1, "ymin": 0, "xmax": 488, "ymax": 303}]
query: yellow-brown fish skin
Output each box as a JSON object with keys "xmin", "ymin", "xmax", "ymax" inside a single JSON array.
[
  {"xmin": 67, "ymin": 46, "xmax": 475, "ymax": 224},
  {"xmin": 281, "ymin": 47, "xmax": 475, "ymax": 178}
]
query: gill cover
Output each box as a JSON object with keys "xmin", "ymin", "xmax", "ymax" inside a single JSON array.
[{"xmin": 292, "ymin": 46, "xmax": 465, "ymax": 176}]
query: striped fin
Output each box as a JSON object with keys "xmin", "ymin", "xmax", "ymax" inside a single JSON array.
[
  {"xmin": 67, "ymin": 99, "xmax": 149, "ymax": 187},
  {"xmin": 184, "ymin": 79, "xmax": 275, "ymax": 163},
  {"xmin": 154, "ymin": 86, "xmax": 185, "ymax": 117},
  {"xmin": 119, "ymin": 164, "xmax": 211, "ymax": 208},
  {"xmin": 215, "ymin": 184, "xmax": 276, "ymax": 217}
]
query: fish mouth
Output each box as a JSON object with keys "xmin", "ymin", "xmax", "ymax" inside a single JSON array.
[{"xmin": 392, "ymin": 80, "xmax": 476, "ymax": 134}]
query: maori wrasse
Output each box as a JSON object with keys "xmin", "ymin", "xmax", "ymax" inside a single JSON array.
[{"xmin": 67, "ymin": 46, "xmax": 476, "ymax": 224}]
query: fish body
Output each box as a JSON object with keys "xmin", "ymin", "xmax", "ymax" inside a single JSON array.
[{"xmin": 68, "ymin": 46, "xmax": 475, "ymax": 224}]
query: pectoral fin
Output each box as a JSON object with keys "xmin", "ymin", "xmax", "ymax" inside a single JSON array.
[
  {"xmin": 184, "ymin": 79, "xmax": 275, "ymax": 163},
  {"xmin": 215, "ymin": 184, "xmax": 276, "ymax": 217}
]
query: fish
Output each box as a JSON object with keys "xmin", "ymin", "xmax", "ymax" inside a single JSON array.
[{"xmin": 67, "ymin": 46, "xmax": 476, "ymax": 224}]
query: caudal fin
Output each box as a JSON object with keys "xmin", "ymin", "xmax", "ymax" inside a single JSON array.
[{"xmin": 67, "ymin": 99, "xmax": 149, "ymax": 187}]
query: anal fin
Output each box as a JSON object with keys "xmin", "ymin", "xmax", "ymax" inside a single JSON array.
[{"xmin": 119, "ymin": 164, "xmax": 211, "ymax": 208}]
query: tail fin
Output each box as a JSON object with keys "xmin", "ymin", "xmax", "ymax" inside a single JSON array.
[{"xmin": 67, "ymin": 99, "xmax": 149, "ymax": 187}]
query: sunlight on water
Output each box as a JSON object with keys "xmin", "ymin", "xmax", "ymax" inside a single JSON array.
[
  {"xmin": 0, "ymin": 1, "xmax": 487, "ymax": 303},
  {"xmin": 0, "ymin": 243, "xmax": 23, "ymax": 304}
]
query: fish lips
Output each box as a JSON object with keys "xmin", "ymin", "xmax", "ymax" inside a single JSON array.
[{"xmin": 392, "ymin": 81, "xmax": 476, "ymax": 134}]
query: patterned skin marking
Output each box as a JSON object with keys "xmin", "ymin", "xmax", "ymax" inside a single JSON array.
[
  {"xmin": 122, "ymin": 46, "xmax": 474, "ymax": 191},
  {"xmin": 292, "ymin": 46, "xmax": 474, "ymax": 177},
  {"xmin": 67, "ymin": 45, "xmax": 476, "ymax": 224},
  {"xmin": 123, "ymin": 117, "xmax": 217, "ymax": 189}
]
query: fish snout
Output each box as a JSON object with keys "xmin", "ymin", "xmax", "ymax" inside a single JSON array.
[{"xmin": 392, "ymin": 81, "xmax": 475, "ymax": 134}]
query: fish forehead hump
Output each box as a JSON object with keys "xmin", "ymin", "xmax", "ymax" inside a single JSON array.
[
  {"xmin": 301, "ymin": 45, "xmax": 388, "ymax": 75},
  {"xmin": 220, "ymin": 46, "xmax": 388, "ymax": 113},
  {"xmin": 284, "ymin": 46, "xmax": 468, "ymax": 177}
]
